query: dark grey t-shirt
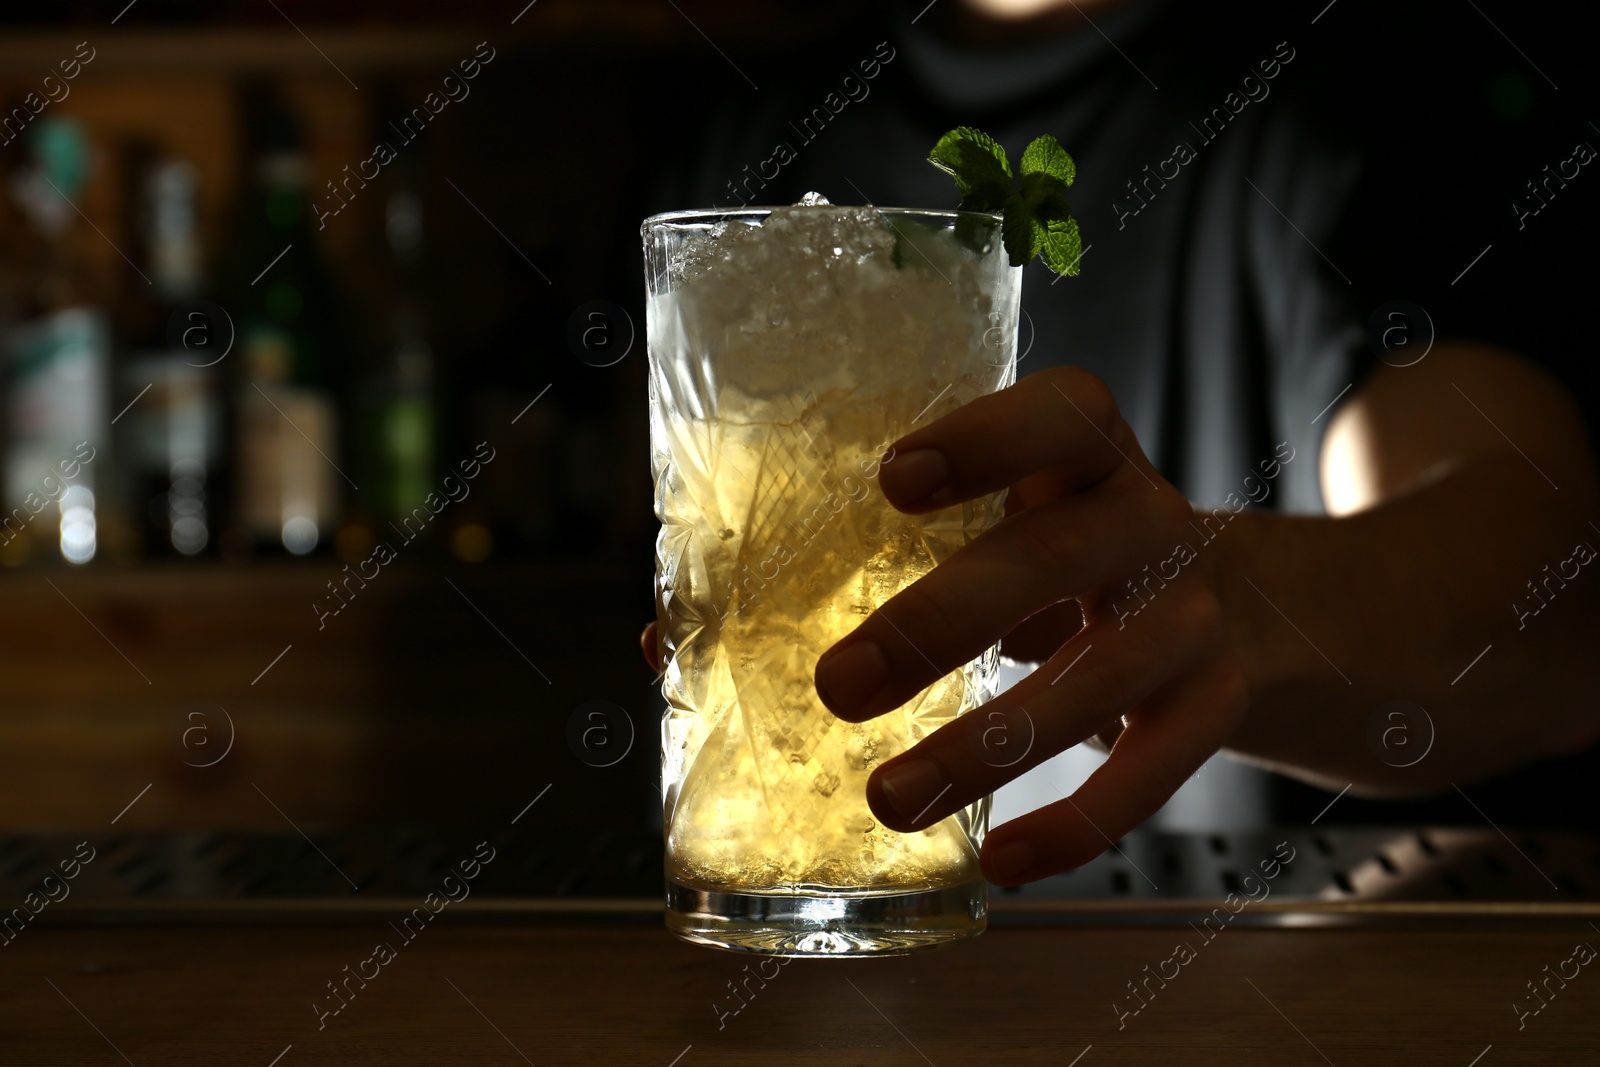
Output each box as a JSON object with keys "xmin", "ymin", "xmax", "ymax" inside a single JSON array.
[
  {"xmin": 649, "ymin": 0, "xmax": 1600, "ymax": 829},
  {"xmin": 660, "ymin": 0, "xmax": 1371, "ymax": 514}
]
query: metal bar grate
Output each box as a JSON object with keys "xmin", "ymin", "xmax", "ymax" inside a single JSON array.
[{"xmin": 3, "ymin": 827, "xmax": 1594, "ymax": 922}]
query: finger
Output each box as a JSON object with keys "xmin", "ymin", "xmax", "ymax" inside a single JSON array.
[
  {"xmin": 1004, "ymin": 469, "xmax": 1065, "ymax": 516},
  {"xmin": 979, "ymin": 656, "xmax": 1247, "ymax": 885},
  {"xmin": 1000, "ymin": 598, "xmax": 1085, "ymax": 665},
  {"xmin": 862, "ymin": 584, "xmax": 1222, "ymax": 833},
  {"xmin": 640, "ymin": 621, "xmax": 661, "ymax": 674},
  {"xmin": 879, "ymin": 367, "xmax": 1155, "ymax": 513},
  {"xmin": 817, "ymin": 467, "xmax": 1189, "ymax": 722},
  {"xmin": 1082, "ymin": 717, "xmax": 1125, "ymax": 755}
]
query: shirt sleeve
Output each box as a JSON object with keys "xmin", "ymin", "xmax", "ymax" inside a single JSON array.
[{"xmin": 1244, "ymin": 95, "xmax": 1375, "ymax": 516}]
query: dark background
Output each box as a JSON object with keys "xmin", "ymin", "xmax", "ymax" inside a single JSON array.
[
  {"xmin": 1, "ymin": 0, "xmax": 1596, "ymax": 840},
  {"xmin": 0, "ymin": 0, "xmax": 849, "ymax": 832}
]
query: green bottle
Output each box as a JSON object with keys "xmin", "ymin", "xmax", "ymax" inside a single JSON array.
[{"xmin": 223, "ymin": 84, "xmax": 346, "ymax": 558}]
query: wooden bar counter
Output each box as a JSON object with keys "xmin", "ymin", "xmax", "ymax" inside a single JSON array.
[{"xmin": 4, "ymin": 912, "xmax": 1596, "ymax": 1064}]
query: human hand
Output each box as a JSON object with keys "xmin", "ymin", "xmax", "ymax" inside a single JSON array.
[{"xmin": 812, "ymin": 367, "xmax": 1248, "ymax": 886}]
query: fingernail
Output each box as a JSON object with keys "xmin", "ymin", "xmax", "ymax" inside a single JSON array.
[
  {"xmin": 815, "ymin": 641, "xmax": 889, "ymax": 718},
  {"xmin": 880, "ymin": 448, "xmax": 947, "ymax": 505},
  {"xmin": 878, "ymin": 758, "xmax": 946, "ymax": 826},
  {"xmin": 983, "ymin": 839, "xmax": 1037, "ymax": 886}
]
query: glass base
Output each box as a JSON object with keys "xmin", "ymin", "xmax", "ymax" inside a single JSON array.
[{"xmin": 665, "ymin": 878, "xmax": 987, "ymax": 957}]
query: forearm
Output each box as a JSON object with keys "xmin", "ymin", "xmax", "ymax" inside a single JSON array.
[{"xmin": 1206, "ymin": 451, "xmax": 1600, "ymax": 794}]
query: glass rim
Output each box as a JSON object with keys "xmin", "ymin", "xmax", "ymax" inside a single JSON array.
[{"xmin": 641, "ymin": 205, "xmax": 1002, "ymax": 234}]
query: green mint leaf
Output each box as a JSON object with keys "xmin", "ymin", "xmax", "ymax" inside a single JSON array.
[
  {"xmin": 1037, "ymin": 217, "xmax": 1083, "ymax": 277},
  {"xmin": 1000, "ymin": 192, "xmax": 1035, "ymax": 268},
  {"xmin": 1019, "ymin": 135, "xmax": 1076, "ymax": 187},
  {"xmin": 929, "ymin": 127, "xmax": 1012, "ymax": 211},
  {"xmin": 958, "ymin": 186, "xmax": 1009, "ymax": 214},
  {"xmin": 927, "ymin": 126, "xmax": 1084, "ymax": 278},
  {"xmin": 890, "ymin": 217, "xmax": 948, "ymax": 270},
  {"xmin": 1018, "ymin": 171, "xmax": 1073, "ymax": 238}
]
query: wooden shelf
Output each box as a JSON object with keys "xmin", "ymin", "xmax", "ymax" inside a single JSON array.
[
  {"xmin": 0, "ymin": 3, "xmax": 852, "ymax": 74},
  {"xmin": 2, "ymin": 27, "xmax": 497, "ymax": 75}
]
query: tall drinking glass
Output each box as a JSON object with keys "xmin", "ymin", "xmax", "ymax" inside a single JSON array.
[{"xmin": 644, "ymin": 202, "xmax": 1020, "ymax": 955}]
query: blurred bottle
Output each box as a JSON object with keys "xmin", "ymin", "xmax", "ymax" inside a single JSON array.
[
  {"xmin": 457, "ymin": 251, "xmax": 565, "ymax": 561},
  {"xmin": 2, "ymin": 117, "xmax": 110, "ymax": 567},
  {"xmin": 357, "ymin": 140, "xmax": 434, "ymax": 531},
  {"xmin": 222, "ymin": 85, "xmax": 344, "ymax": 559},
  {"xmin": 114, "ymin": 143, "xmax": 223, "ymax": 559}
]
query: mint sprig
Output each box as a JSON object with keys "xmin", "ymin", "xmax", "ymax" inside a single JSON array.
[{"xmin": 928, "ymin": 127, "xmax": 1083, "ymax": 277}]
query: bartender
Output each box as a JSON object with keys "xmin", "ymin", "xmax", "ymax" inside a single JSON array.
[{"xmin": 641, "ymin": 0, "xmax": 1600, "ymax": 883}]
